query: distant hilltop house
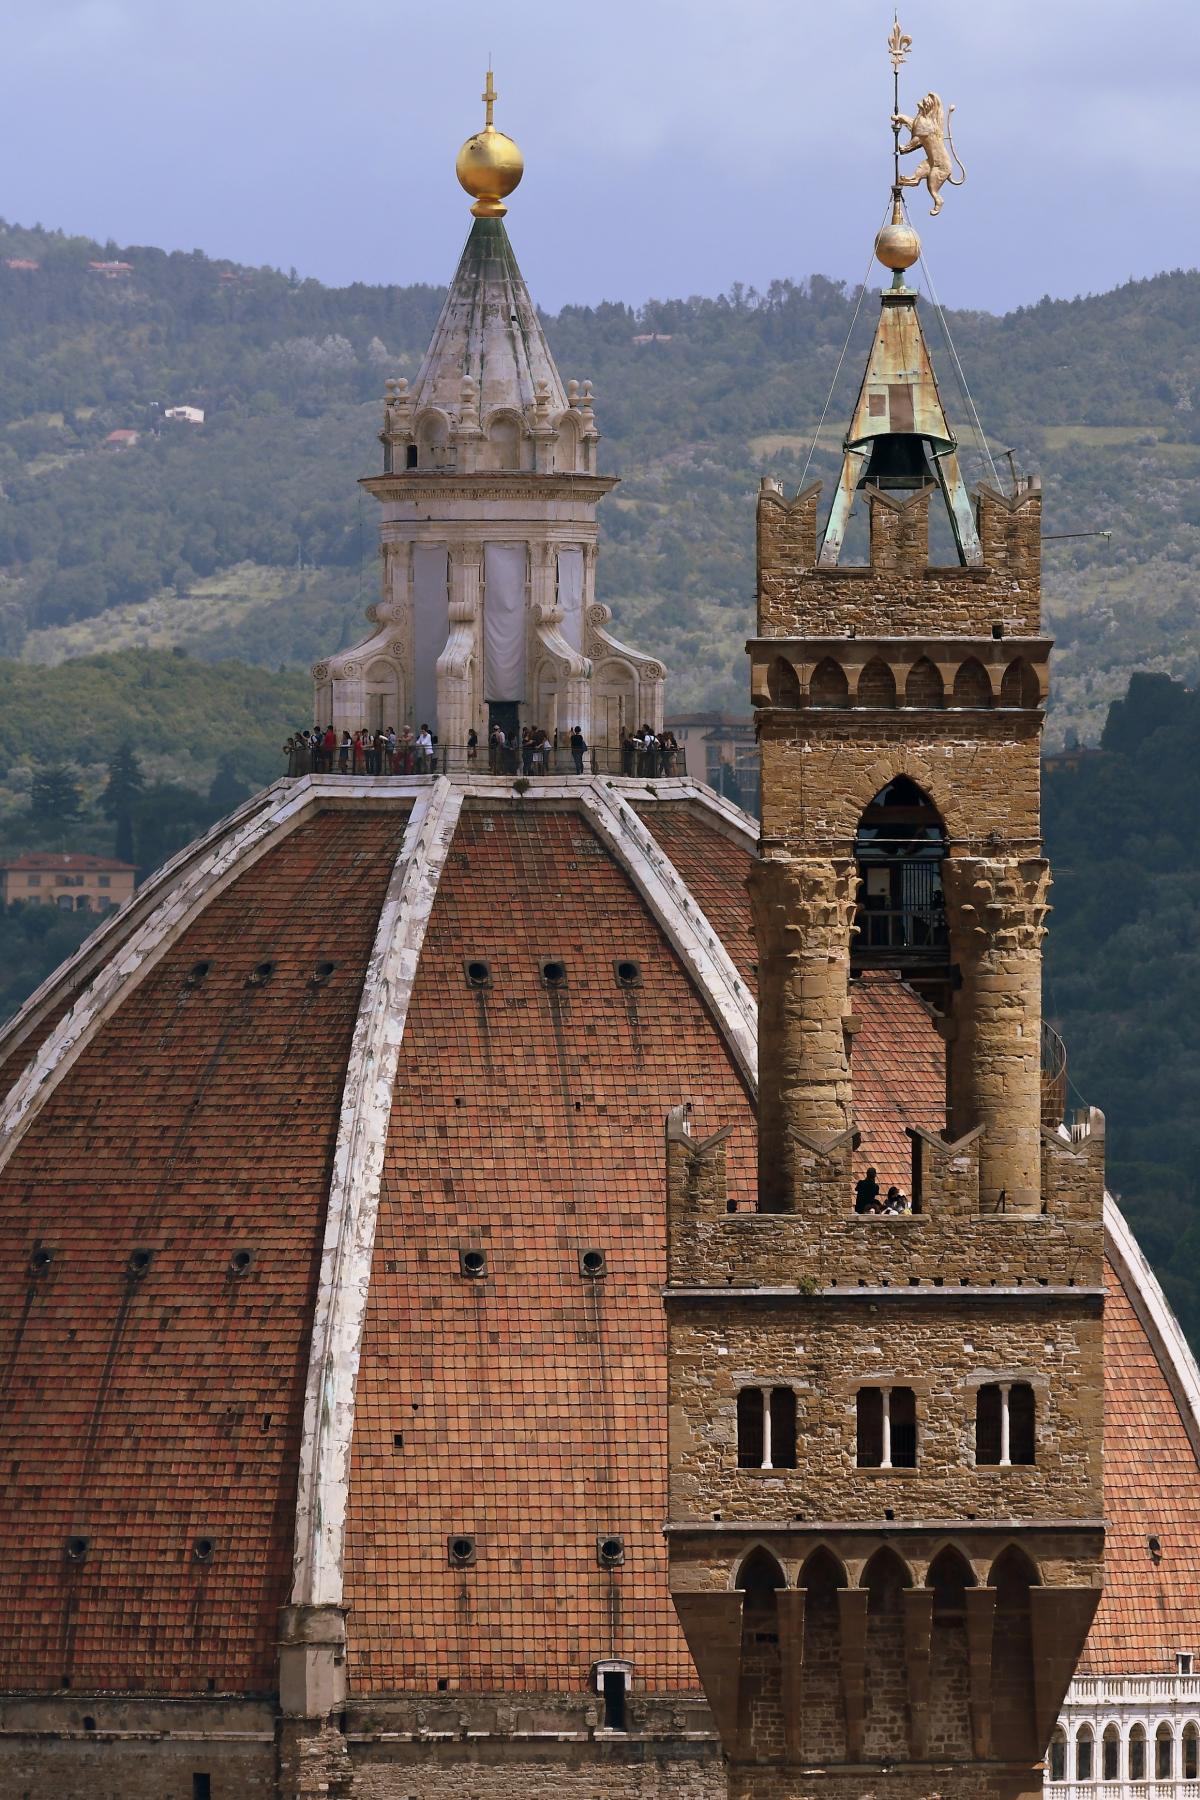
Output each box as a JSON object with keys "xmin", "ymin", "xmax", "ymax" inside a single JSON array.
[
  {"xmin": 3, "ymin": 257, "xmax": 39, "ymax": 272},
  {"xmin": 87, "ymin": 259, "xmax": 133, "ymax": 279},
  {"xmin": 164, "ymin": 404, "xmax": 205, "ymax": 424},
  {"xmin": 102, "ymin": 428, "xmax": 140, "ymax": 449},
  {"xmin": 631, "ymin": 332, "xmax": 673, "ymax": 344},
  {"xmin": 0, "ymin": 852, "xmax": 135, "ymax": 914}
]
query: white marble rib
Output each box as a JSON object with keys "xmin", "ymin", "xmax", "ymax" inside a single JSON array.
[{"xmin": 291, "ymin": 777, "xmax": 463, "ymax": 1607}]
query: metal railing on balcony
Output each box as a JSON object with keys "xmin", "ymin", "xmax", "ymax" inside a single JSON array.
[
  {"xmin": 286, "ymin": 742, "xmax": 690, "ymax": 780},
  {"xmin": 1042, "ymin": 1018, "xmax": 1068, "ymax": 1129}
]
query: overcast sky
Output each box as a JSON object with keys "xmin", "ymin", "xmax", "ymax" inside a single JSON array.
[{"xmin": 0, "ymin": 0, "xmax": 1194, "ymax": 315}]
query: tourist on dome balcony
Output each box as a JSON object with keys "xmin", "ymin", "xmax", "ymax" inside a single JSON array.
[
  {"xmin": 467, "ymin": 727, "xmax": 478, "ymax": 764},
  {"xmin": 416, "ymin": 725, "xmax": 433, "ymax": 772},
  {"xmin": 854, "ymin": 1168, "xmax": 882, "ymax": 1214},
  {"xmin": 570, "ymin": 725, "xmax": 587, "ymax": 775},
  {"xmin": 338, "ymin": 732, "xmax": 351, "ymax": 774},
  {"xmin": 488, "ymin": 724, "xmax": 505, "ymax": 773}
]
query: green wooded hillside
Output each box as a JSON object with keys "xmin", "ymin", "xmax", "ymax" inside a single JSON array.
[
  {"xmin": 1, "ymin": 219, "xmax": 1198, "ymax": 745},
  {"xmin": 1045, "ymin": 673, "xmax": 1200, "ymax": 1343}
]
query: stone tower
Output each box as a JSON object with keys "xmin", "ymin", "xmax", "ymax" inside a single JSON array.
[
  {"xmin": 664, "ymin": 187, "xmax": 1106, "ymax": 1797},
  {"xmin": 312, "ymin": 75, "xmax": 664, "ymax": 754}
]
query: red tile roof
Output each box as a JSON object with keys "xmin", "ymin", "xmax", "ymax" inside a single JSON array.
[
  {"xmin": 343, "ymin": 807, "xmax": 756, "ymax": 1692},
  {"xmin": 0, "ymin": 786, "xmax": 1194, "ymax": 1700},
  {"xmin": 1082, "ymin": 1262, "xmax": 1200, "ymax": 1674},
  {"xmin": 0, "ymin": 808, "xmax": 408, "ymax": 1694}
]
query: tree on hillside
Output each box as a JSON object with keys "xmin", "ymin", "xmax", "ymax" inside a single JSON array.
[
  {"xmin": 31, "ymin": 763, "xmax": 83, "ymax": 827},
  {"xmin": 207, "ymin": 754, "xmax": 249, "ymax": 816},
  {"xmin": 101, "ymin": 740, "xmax": 144, "ymax": 863}
]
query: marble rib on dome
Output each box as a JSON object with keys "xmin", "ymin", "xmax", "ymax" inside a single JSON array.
[{"xmin": 409, "ymin": 216, "xmax": 568, "ymax": 422}]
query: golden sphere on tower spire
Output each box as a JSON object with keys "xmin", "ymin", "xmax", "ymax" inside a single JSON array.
[
  {"xmin": 456, "ymin": 69, "xmax": 524, "ymax": 218},
  {"xmin": 875, "ymin": 193, "xmax": 921, "ymax": 275}
]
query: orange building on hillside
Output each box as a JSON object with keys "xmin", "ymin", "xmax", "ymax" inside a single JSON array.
[{"xmin": 0, "ymin": 852, "xmax": 135, "ymax": 914}]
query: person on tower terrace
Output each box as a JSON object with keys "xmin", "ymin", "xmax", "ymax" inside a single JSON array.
[
  {"xmin": 854, "ymin": 1167, "xmax": 882, "ymax": 1214},
  {"xmin": 570, "ymin": 724, "xmax": 587, "ymax": 774},
  {"xmin": 416, "ymin": 723, "xmax": 433, "ymax": 772},
  {"xmin": 338, "ymin": 731, "xmax": 351, "ymax": 774},
  {"xmin": 467, "ymin": 726, "xmax": 478, "ymax": 764}
]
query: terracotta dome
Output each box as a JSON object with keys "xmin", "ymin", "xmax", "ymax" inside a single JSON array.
[{"xmin": 0, "ymin": 770, "xmax": 1197, "ymax": 1794}]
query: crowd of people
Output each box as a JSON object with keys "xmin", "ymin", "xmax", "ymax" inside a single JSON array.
[
  {"xmin": 284, "ymin": 720, "xmax": 683, "ymax": 780},
  {"xmin": 284, "ymin": 725, "xmax": 436, "ymax": 776},
  {"xmin": 620, "ymin": 725, "xmax": 680, "ymax": 776},
  {"xmin": 853, "ymin": 1167, "xmax": 913, "ymax": 1215}
]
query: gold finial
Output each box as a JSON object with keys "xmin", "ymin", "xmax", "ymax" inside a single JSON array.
[
  {"xmin": 888, "ymin": 18, "xmax": 966, "ymax": 218},
  {"xmin": 456, "ymin": 66, "xmax": 524, "ymax": 219},
  {"xmin": 887, "ymin": 17, "xmax": 912, "ymax": 72}
]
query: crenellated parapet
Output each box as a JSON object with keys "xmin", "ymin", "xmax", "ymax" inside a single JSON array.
[{"xmin": 755, "ymin": 478, "xmax": 1043, "ymax": 641}]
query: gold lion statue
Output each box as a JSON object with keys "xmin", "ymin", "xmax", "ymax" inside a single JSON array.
[{"xmin": 892, "ymin": 92, "xmax": 966, "ymax": 216}]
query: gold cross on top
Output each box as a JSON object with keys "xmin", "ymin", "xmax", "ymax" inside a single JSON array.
[{"xmin": 482, "ymin": 69, "xmax": 496, "ymax": 130}]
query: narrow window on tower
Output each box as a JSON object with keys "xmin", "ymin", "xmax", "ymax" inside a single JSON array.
[
  {"xmin": 736, "ymin": 1386, "xmax": 796, "ymax": 1469},
  {"xmin": 737, "ymin": 1388, "xmax": 764, "ymax": 1468},
  {"xmin": 890, "ymin": 1387, "xmax": 917, "ymax": 1467},
  {"xmin": 856, "ymin": 1386, "xmax": 884, "ymax": 1467},
  {"xmin": 770, "ymin": 1388, "xmax": 797, "ymax": 1468},
  {"xmin": 976, "ymin": 1382, "xmax": 1036, "ymax": 1466},
  {"xmin": 856, "ymin": 1387, "xmax": 916, "ymax": 1469}
]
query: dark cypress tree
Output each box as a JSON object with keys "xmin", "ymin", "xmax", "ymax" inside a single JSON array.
[{"xmin": 101, "ymin": 741, "xmax": 144, "ymax": 862}]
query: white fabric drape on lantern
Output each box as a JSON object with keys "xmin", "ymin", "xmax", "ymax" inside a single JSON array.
[
  {"xmin": 412, "ymin": 545, "xmax": 449, "ymax": 730},
  {"xmin": 556, "ymin": 548, "xmax": 584, "ymax": 653},
  {"xmin": 483, "ymin": 542, "xmax": 527, "ymax": 702}
]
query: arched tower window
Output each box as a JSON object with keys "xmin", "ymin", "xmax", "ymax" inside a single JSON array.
[
  {"xmin": 1000, "ymin": 656, "xmax": 1040, "ymax": 708},
  {"xmin": 952, "ymin": 657, "xmax": 992, "ymax": 708},
  {"xmin": 799, "ymin": 1550, "xmax": 847, "ymax": 1763},
  {"xmin": 1128, "ymin": 1722, "xmax": 1146, "ymax": 1781},
  {"xmin": 809, "ymin": 657, "xmax": 849, "ymax": 708},
  {"xmin": 416, "ymin": 410, "xmax": 451, "ymax": 471},
  {"xmin": 1184, "ymin": 1722, "xmax": 1199, "ymax": 1780},
  {"xmin": 487, "ymin": 414, "xmax": 522, "ymax": 471},
  {"xmin": 1156, "ymin": 1722, "xmax": 1174, "ymax": 1779},
  {"xmin": 769, "ymin": 656, "xmax": 802, "ymax": 708},
  {"xmin": 1076, "ymin": 1724, "xmax": 1095, "ymax": 1781},
  {"xmin": 928, "ymin": 1545, "xmax": 974, "ymax": 1611},
  {"xmin": 853, "ymin": 777, "xmax": 948, "ymax": 1004},
  {"xmin": 990, "ymin": 1547, "xmax": 1040, "ymax": 1759},
  {"xmin": 1101, "ymin": 1722, "xmax": 1120, "ymax": 1780},
  {"xmin": 856, "ymin": 657, "xmax": 897, "ymax": 708},
  {"xmin": 1048, "ymin": 1728, "xmax": 1067, "ymax": 1782},
  {"xmin": 735, "ymin": 1548, "xmax": 786, "ymax": 1761},
  {"xmin": 904, "ymin": 657, "xmax": 944, "ymax": 708}
]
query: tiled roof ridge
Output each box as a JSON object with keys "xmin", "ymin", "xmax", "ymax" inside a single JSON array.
[
  {"xmin": 0, "ymin": 779, "xmax": 287, "ymax": 1076},
  {"xmin": 580, "ymin": 782, "xmax": 758, "ymax": 1090},
  {"xmin": 1104, "ymin": 1190, "xmax": 1200, "ymax": 1471},
  {"xmin": 0, "ymin": 779, "xmax": 330, "ymax": 1177}
]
